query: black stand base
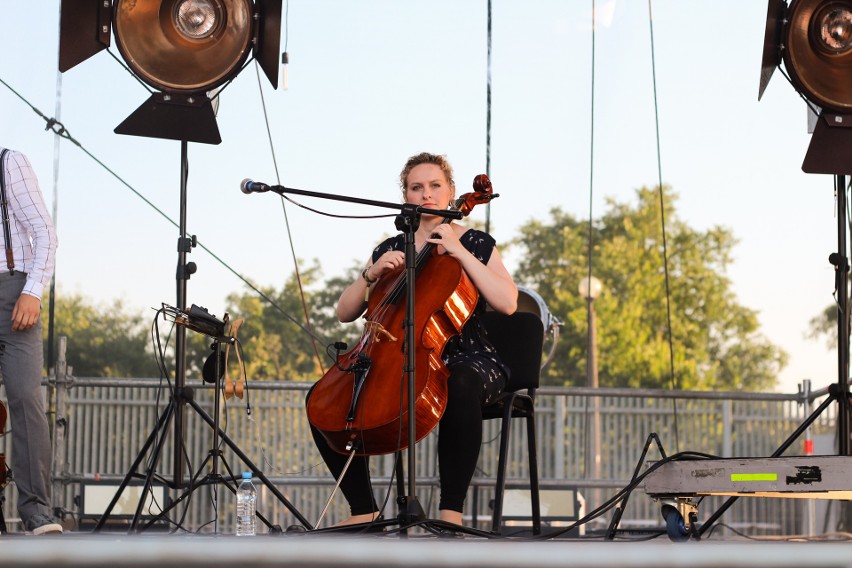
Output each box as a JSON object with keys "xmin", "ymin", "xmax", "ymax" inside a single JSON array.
[
  {"xmin": 397, "ymin": 496, "xmax": 426, "ymax": 525},
  {"xmin": 93, "ymin": 140, "xmax": 309, "ymax": 534},
  {"xmin": 93, "ymin": 392, "xmax": 311, "ymax": 533}
]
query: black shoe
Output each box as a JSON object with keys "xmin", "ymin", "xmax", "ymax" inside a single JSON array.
[{"xmin": 25, "ymin": 514, "xmax": 63, "ymax": 535}]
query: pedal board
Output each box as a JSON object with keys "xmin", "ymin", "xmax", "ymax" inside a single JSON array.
[{"xmin": 644, "ymin": 455, "xmax": 852, "ymax": 500}]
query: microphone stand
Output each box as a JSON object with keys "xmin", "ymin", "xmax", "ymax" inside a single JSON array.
[{"xmin": 255, "ymin": 182, "xmax": 462, "ymax": 527}]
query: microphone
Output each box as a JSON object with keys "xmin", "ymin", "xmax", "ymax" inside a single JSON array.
[{"xmin": 240, "ymin": 178, "xmax": 272, "ymax": 194}]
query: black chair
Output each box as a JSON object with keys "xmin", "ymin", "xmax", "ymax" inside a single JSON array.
[{"xmin": 480, "ymin": 310, "xmax": 543, "ymax": 535}]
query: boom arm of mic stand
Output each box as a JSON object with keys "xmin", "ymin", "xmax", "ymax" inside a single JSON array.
[{"xmin": 263, "ymin": 184, "xmax": 465, "ymax": 220}]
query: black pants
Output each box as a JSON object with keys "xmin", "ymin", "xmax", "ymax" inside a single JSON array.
[{"xmin": 308, "ymin": 362, "xmax": 495, "ymax": 515}]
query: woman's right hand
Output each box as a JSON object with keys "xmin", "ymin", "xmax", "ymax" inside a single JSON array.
[
  {"xmin": 337, "ymin": 250, "xmax": 406, "ymax": 322},
  {"xmin": 368, "ymin": 250, "xmax": 405, "ymax": 280}
]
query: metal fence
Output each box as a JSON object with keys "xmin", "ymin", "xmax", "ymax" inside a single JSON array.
[{"xmin": 0, "ymin": 362, "xmax": 839, "ymax": 536}]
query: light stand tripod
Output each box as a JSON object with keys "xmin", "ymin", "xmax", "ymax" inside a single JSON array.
[
  {"xmin": 694, "ymin": 174, "xmax": 852, "ymax": 537},
  {"xmin": 831, "ymin": 174, "xmax": 852, "ymax": 457},
  {"xmin": 624, "ymin": 8, "xmax": 852, "ymax": 540},
  {"xmin": 94, "ymin": 143, "xmax": 311, "ymax": 533},
  {"xmin": 631, "ymin": 179, "xmax": 852, "ymax": 543}
]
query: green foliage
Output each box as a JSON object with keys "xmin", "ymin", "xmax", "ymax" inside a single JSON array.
[
  {"xmin": 44, "ymin": 186, "xmax": 789, "ymax": 392},
  {"xmin": 46, "ymin": 294, "xmax": 159, "ymax": 377},
  {"xmin": 43, "ymin": 267, "xmax": 362, "ymax": 382},
  {"xmin": 513, "ymin": 186, "xmax": 788, "ymax": 390},
  {"xmin": 807, "ymin": 304, "xmax": 836, "ymax": 348},
  {"xmin": 222, "ymin": 261, "xmax": 361, "ymax": 381}
]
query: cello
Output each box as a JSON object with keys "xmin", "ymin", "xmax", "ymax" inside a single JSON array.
[{"xmin": 306, "ymin": 175, "xmax": 497, "ymax": 456}]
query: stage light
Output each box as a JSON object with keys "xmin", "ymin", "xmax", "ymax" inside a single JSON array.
[
  {"xmin": 59, "ymin": 0, "xmax": 282, "ymax": 144},
  {"xmin": 112, "ymin": 0, "xmax": 251, "ymax": 93},
  {"xmin": 175, "ymin": 1, "xmax": 220, "ymax": 39},
  {"xmin": 759, "ymin": 0, "xmax": 852, "ymax": 462},
  {"xmin": 785, "ymin": 0, "xmax": 852, "ymax": 113},
  {"xmin": 760, "ymin": 0, "xmax": 852, "ymax": 173}
]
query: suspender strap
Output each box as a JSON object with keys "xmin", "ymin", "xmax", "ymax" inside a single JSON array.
[{"xmin": 0, "ymin": 150, "xmax": 16, "ymax": 275}]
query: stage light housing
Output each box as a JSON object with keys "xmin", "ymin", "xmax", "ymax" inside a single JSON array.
[
  {"xmin": 785, "ymin": 0, "xmax": 852, "ymax": 113},
  {"xmin": 59, "ymin": 0, "xmax": 282, "ymax": 144},
  {"xmin": 760, "ymin": 0, "xmax": 852, "ymax": 173},
  {"xmin": 112, "ymin": 0, "xmax": 251, "ymax": 94}
]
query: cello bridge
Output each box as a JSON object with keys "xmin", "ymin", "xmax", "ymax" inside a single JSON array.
[{"xmin": 364, "ymin": 321, "xmax": 398, "ymax": 343}]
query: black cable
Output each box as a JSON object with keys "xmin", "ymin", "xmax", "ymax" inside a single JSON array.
[
  {"xmin": 647, "ymin": 0, "xmax": 680, "ymax": 452},
  {"xmin": 253, "ymin": 62, "xmax": 327, "ymax": 374},
  {"xmin": 284, "ymin": 0, "xmax": 290, "ymax": 53},
  {"xmin": 484, "ymin": 0, "xmax": 492, "ymax": 234},
  {"xmin": 519, "ymin": 449, "xmax": 719, "ymax": 542},
  {"xmin": 581, "ymin": 0, "xmax": 598, "ymax": 482},
  {"xmin": 0, "ymin": 75, "xmax": 331, "ymax": 350},
  {"xmin": 104, "ymin": 49, "xmax": 153, "ymax": 94},
  {"xmin": 777, "ymin": 66, "xmax": 823, "ymax": 117}
]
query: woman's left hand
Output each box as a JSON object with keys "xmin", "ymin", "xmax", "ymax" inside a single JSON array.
[
  {"xmin": 427, "ymin": 224, "xmax": 518, "ymax": 315},
  {"xmin": 425, "ymin": 224, "xmax": 464, "ymax": 257}
]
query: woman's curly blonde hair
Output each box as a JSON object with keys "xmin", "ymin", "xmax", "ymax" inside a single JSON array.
[{"xmin": 398, "ymin": 152, "xmax": 455, "ymax": 195}]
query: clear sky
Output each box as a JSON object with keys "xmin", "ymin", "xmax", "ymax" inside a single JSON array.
[{"xmin": 0, "ymin": 1, "xmax": 841, "ymax": 394}]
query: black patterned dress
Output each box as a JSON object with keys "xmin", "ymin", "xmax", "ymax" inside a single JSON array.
[
  {"xmin": 371, "ymin": 228, "xmax": 510, "ymax": 405},
  {"xmin": 308, "ymin": 226, "xmax": 511, "ymax": 516}
]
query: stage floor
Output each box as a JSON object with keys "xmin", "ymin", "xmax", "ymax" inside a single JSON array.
[{"xmin": 0, "ymin": 532, "xmax": 850, "ymax": 568}]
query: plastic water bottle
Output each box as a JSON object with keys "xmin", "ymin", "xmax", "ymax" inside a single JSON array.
[{"xmin": 235, "ymin": 471, "xmax": 257, "ymax": 536}]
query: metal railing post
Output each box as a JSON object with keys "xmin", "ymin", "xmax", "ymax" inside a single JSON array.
[
  {"xmin": 722, "ymin": 399, "xmax": 733, "ymax": 457},
  {"xmin": 555, "ymin": 395, "xmax": 566, "ymax": 480}
]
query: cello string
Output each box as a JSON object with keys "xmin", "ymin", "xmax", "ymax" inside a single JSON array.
[
  {"xmin": 377, "ymin": 195, "xmax": 466, "ymax": 308},
  {"xmin": 346, "ymin": 192, "xmax": 473, "ymax": 441}
]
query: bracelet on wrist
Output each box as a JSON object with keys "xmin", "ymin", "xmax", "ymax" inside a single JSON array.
[{"xmin": 361, "ymin": 267, "xmax": 378, "ymax": 285}]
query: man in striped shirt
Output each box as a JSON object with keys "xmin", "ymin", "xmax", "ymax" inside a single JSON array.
[{"xmin": 0, "ymin": 147, "xmax": 59, "ymax": 535}]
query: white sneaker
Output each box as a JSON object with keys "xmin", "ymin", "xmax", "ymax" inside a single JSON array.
[{"xmin": 25, "ymin": 514, "xmax": 63, "ymax": 535}]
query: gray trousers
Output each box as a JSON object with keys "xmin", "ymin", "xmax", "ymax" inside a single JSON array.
[{"xmin": 0, "ymin": 272, "xmax": 51, "ymax": 523}]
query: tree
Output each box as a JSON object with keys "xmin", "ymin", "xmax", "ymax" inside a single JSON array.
[
  {"xmin": 42, "ymin": 265, "xmax": 367, "ymax": 381},
  {"xmin": 46, "ymin": 294, "xmax": 159, "ymax": 377},
  {"xmin": 512, "ymin": 186, "xmax": 787, "ymax": 390},
  {"xmin": 222, "ymin": 262, "xmax": 362, "ymax": 381},
  {"xmin": 807, "ymin": 304, "xmax": 837, "ymax": 348}
]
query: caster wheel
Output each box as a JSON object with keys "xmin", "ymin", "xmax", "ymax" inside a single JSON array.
[{"xmin": 662, "ymin": 505, "xmax": 689, "ymax": 542}]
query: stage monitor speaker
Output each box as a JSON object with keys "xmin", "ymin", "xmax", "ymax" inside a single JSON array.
[
  {"xmin": 497, "ymin": 485, "xmax": 583, "ymax": 537},
  {"xmin": 77, "ymin": 481, "xmax": 171, "ymax": 532}
]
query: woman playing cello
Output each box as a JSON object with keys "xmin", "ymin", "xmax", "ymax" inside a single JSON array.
[{"xmin": 308, "ymin": 152, "xmax": 517, "ymax": 528}]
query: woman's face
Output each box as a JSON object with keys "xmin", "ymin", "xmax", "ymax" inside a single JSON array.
[{"xmin": 404, "ymin": 163, "xmax": 454, "ymax": 211}]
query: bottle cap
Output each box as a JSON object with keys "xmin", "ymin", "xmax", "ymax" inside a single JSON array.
[{"xmin": 242, "ymin": 471, "xmax": 252, "ymax": 479}]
